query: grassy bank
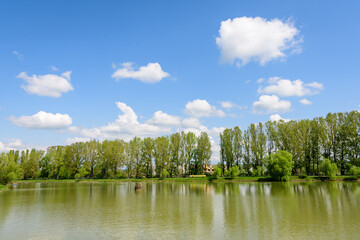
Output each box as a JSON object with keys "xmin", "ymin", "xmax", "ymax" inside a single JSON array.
[
  {"xmin": 17, "ymin": 175, "xmax": 359, "ymax": 184},
  {"xmin": 0, "ymin": 184, "xmax": 9, "ymax": 192}
]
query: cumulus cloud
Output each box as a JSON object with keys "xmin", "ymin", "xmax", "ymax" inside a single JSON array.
[
  {"xmin": 146, "ymin": 111, "xmax": 181, "ymax": 126},
  {"xmin": 9, "ymin": 111, "xmax": 72, "ymax": 129},
  {"xmin": 18, "ymin": 71, "xmax": 74, "ymax": 97},
  {"xmin": 300, "ymin": 99, "xmax": 312, "ymax": 105},
  {"xmin": 63, "ymin": 101, "xmax": 225, "ymax": 162},
  {"xmin": 0, "ymin": 139, "xmax": 25, "ymax": 152},
  {"xmin": 270, "ymin": 114, "xmax": 290, "ymax": 122},
  {"xmin": 259, "ymin": 77, "xmax": 323, "ymax": 97},
  {"xmin": 216, "ymin": 16, "xmax": 301, "ymax": 66},
  {"xmin": 71, "ymin": 102, "xmax": 172, "ymax": 141},
  {"xmin": 111, "ymin": 62, "xmax": 169, "ymax": 83},
  {"xmin": 253, "ymin": 95, "xmax": 291, "ymax": 114},
  {"xmin": 182, "ymin": 118, "xmax": 201, "ymax": 128},
  {"xmin": 185, "ymin": 99, "xmax": 225, "ymax": 118}
]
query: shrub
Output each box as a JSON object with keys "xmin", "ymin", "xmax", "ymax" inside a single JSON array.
[
  {"xmin": 266, "ymin": 150, "xmax": 293, "ymax": 181},
  {"xmin": 320, "ymin": 158, "xmax": 338, "ymax": 180},
  {"xmin": 75, "ymin": 167, "xmax": 89, "ymax": 179},
  {"xmin": 239, "ymin": 167, "xmax": 247, "ymax": 176},
  {"xmin": 212, "ymin": 167, "xmax": 221, "ymax": 179},
  {"xmin": 224, "ymin": 170, "xmax": 231, "ymax": 178},
  {"xmin": 298, "ymin": 173, "xmax": 308, "ymax": 179},
  {"xmin": 349, "ymin": 166, "xmax": 360, "ymax": 178},
  {"xmin": 253, "ymin": 166, "xmax": 265, "ymax": 177},
  {"xmin": 229, "ymin": 165, "xmax": 239, "ymax": 179},
  {"xmin": 160, "ymin": 169, "xmax": 169, "ymax": 179}
]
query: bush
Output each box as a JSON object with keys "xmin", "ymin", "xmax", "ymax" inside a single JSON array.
[
  {"xmin": 266, "ymin": 150, "xmax": 293, "ymax": 181},
  {"xmin": 349, "ymin": 166, "xmax": 360, "ymax": 178},
  {"xmin": 320, "ymin": 158, "xmax": 338, "ymax": 180},
  {"xmin": 75, "ymin": 167, "xmax": 89, "ymax": 179},
  {"xmin": 298, "ymin": 173, "xmax": 308, "ymax": 179},
  {"xmin": 160, "ymin": 169, "xmax": 169, "ymax": 179},
  {"xmin": 224, "ymin": 170, "xmax": 231, "ymax": 178},
  {"xmin": 253, "ymin": 166, "xmax": 265, "ymax": 177},
  {"xmin": 239, "ymin": 167, "xmax": 247, "ymax": 176},
  {"xmin": 229, "ymin": 165, "xmax": 239, "ymax": 179},
  {"xmin": 212, "ymin": 167, "xmax": 221, "ymax": 179}
]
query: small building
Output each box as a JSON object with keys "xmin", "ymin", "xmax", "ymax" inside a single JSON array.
[{"xmin": 204, "ymin": 164, "xmax": 214, "ymax": 174}]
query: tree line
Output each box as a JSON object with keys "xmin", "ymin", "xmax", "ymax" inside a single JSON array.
[
  {"xmin": 220, "ymin": 111, "xmax": 360, "ymax": 176},
  {"xmin": 1, "ymin": 111, "xmax": 360, "ymax": 184},
  {"xmin": 0, "ymin": 132, "xmax": 212, "ymax": 184}
]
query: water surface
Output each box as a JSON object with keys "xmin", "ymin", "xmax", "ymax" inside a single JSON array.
[{"xmin": 1, "ymin": 182, "xmax": 359, "ymax": 239}]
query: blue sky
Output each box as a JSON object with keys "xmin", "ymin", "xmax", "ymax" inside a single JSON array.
[{"xmin": 1, "ymin": 0, "xmax": 359, "ymax": 161}]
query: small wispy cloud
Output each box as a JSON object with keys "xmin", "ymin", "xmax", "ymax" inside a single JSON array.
[
  {"xmin": 13, "ymin": 50, "xmax": 24, "ymax": 61},
  {"xmin": 51, "ymin": 66, "xmax": 59, "ymax": 71}
]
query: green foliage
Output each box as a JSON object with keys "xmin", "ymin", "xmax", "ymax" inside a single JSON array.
[
  {"xmin": 75, "ymin": 167, "xmax": 89, "ymax": 179},
  {"xmin": 224, "ymin": 170, "xmax": 231, "ymax": 178},
  {"xmin": 229, "ymin": 165, "xmax": 239, "ymax": 179},
  {"xmin": 1, "ymin": 110, "xmax": 360, "ymax": 181},
  {"xmin": 299, "ymin": 173, "xmax": 308, "ymax": 179},
  {"xmin": 320, "ymin": 158, "xmax": 338, "ymax": 180},
  {"xmin": 253, "ymin": 166, "xmax": 265, "ymax": 177},
  {"xmin": 348, "ymin": 166, "xmax": 360, "ymax": 178},
  {"xmin": 160, "ymin": 169, "xmax": 169, "ymax": 179},
  {"xmin": 266, "ymin": 151, "xmax": 293, "ymax": 181},
  {"xmin": 212, "ymin": 167, "xmax": 221, "ymax": 179}
]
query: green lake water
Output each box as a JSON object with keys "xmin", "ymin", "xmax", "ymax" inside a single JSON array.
[{"xmin": 0, "ymin": 182, "xmax": 359, "ymax": 239}]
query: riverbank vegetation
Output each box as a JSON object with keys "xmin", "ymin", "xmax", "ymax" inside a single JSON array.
[
  {"xmin": 220, "ymin": 111, "xmax": 360, "ymax": 180},
  {"xmin": 0, "ymin": 184, "xmax": 8, "ymax": 192},
  {"xmin": 1, "ymin": 111, "xmax": 360, "ymax": 184}
]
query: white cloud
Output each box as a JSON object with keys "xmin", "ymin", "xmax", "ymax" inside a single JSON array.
[
  {"xmin": 220, "ymin": 101, "xmax": 244, "ymax": 110},
  {"xmin": 18, "ymin": 71, "xmax": 74, "ymax": 97},
  {"xmin": 300, "ymin": 99, "xmax": 312, "ymax": 105},
  {"xmin": 13, "ymin": 50, "xmax": 24, "ymax": 61},
  {"xmin": 253, "ymin": 95, "xmax": 291, "ymax": 114},
  {"xmin": 306, "ymin": 82, "xmax": 324, "ymax": 89},
  {"xmin": 72, "ymin": 102, "xmax": 172, "ymax": 141},
  {"xmin": 6, "ymin": 139, "xmax": 24, "ymax": 148},
  {"xmin": 185, "ymin": 99, "xmax": 225, "ymax": 118},
  {"xmin": 259, "ymin": 78, "xmax": 323, "ymax": 97},
  {"xmin": 216, "ymin": 16, "xmax": 301, "ymax": 66},
  {"xmin": 111, "ymin": 62, "xmax": 169, "ymax": 83},
  {"xmin": 208, "ymin": 127, "xmax": 226, "ymax": 136},
  {"xmin": 268, "ymin": 76, "xmax": 281, "ymax": 84},
  {"xmin": 182, "ymin": 118, "xmax": 201, "ymax": 128},
  {"xmin": 0, "ymin": 139, "xmax": 46, "ymax": 152},
  {"xmin": 65, "ymin": 137, "xmax": 91, "ymax": 145},
  {"xmin": 270, "ymin": 114, "xmax": 290, "ymax": 122},
  {"xmin": 257, "ymin": 78, "xmax": 265, "ymax": 83},
  {"xmin": 9, "ymin": 111, "xmax": 72, "ymax": 129},
  {"xmin": 146, "ymin": 111, "xmax": 181, "ymax": 126},
  {"xmin": 220, "ymin": 101, "xmax": 235, "ymax": 109},
  {"xmin": 51, "ymin": 66, "xmax": 59, "ymax": 71},
  {"xmin": 64, "ymin": 101, "xmax": 225, "ymax": 163},
  {"xmin": 0, "ymin": 139, "xmax": 24, "ymax": 152}
]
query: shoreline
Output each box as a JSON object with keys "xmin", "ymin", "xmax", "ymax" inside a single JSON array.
[
  {"xmin": 16, "ymin": 176, "xmax": 359, "ymax": 184},
  {"xmin": 0, "ymin": 184, "xmax": 9, "ymax": 192}
]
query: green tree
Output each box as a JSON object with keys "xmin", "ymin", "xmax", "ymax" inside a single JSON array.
[
  {"xmin": 229, "ymin": 165, "xmax": 239, "ymax": 179},
  {"xmin": 195, "ymin": 132, "xmax": 211, "ymax": 174},
  {"xmin": 154, "ymin": 136, "xmax": 170, "ymax": 177},
  {"xmin": 320, "ymin": 158, "xmax": 338, "ymax": 180},
  {"xmin": 266, "ymin": 150, "xmax": 293, "ymax": 181},
  {"xmin": 141, "ymin": 137, "xmax": 154, "ymax": 178}
]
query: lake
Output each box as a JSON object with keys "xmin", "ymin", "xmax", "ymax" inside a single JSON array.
[{"xmin": 0, "ymin": 181, "xmax": 359, "ymax": 239}]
